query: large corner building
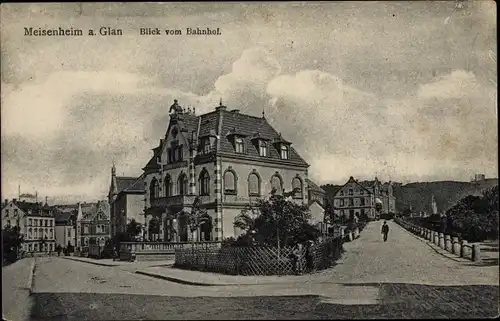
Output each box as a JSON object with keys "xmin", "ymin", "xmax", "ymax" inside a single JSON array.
[{"xmin": 138, "ymin": 99, "xmax": 314, "ymax": 242}]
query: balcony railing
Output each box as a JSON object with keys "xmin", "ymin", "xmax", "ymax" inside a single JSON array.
[{"xmin": 150, "ymin": 195, "xmax": 211, "ymax": 208}]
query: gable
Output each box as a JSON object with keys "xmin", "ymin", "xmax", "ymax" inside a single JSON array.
[{"xmin": 335, "ymin": 177, "xmax": 373, "ymax": 197}]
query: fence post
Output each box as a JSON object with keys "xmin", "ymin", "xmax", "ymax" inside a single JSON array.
[
  {"xmin": 433, "ymin": 232, "xmax": 439, "ymax": 245},
  {"xmin": 460, "ymin": 240, "xmax": 467, "ymax": 258},
  {"xmin": 438, "ymin": 233, "xmax": 445, "ymax": 249},
  {"xmin": 451, "ymin": 236, "xmax": 460, "ymax": 255},
  {"xmin": 472, "ymin": 244, "xmax": 481, "ymax": 262},
  {"xmin": 444, "ymin": 235, "xmax": 451, "ymax": 252}
]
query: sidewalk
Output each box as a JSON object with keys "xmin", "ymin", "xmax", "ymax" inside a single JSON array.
[
  {"xmin": 62, "ymin": 256, "xmax": 174, "ymax": 268},
  {"xmin": 135, "ymin": 266, "xmax": 334, "ymax": 286}
]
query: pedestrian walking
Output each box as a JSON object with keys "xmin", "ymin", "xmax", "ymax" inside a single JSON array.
[{"xmin": 381, "ymin": 220, "xmax": 390, "ymax": 242}]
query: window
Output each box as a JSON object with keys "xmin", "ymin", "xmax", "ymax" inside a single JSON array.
[
  {"xmin": 235, "ymin": 138, "xmax": 244, "ymax": 153},
  {"xmin": 271, "ymin": 175, "xmax": 283, "ymax": 195},
  {"xmin": 164, "ymin": 175, "xmax": 173, "ymax": 197},
  {"xmin": 340, "ymin": 191, "xmax": 344, "ymax": 196},
  {"xmin": 340, "ymin": 199, "xmax": 344, "ymax": 207},
  {"xmin": 361, "ymin": 209, "xmax": 365, "ymax": 217},
  {"xmin": 14, "ymin": 209, "xmax": 18, "ymax": 216},
  {"xmin": 177, "ymin": 173, "xmax": 188, "ymax": 195},
  {"xmin": 45, "ymin": 220, "xmax": 48, "ymax": 227},
  {"xmin": 199, "ymin": 170, "xmax": 210, "ymax": 196},
  {"xmin": 29, "ymin": 219, "xmax": 32, "ymax": 226},
  {"xmin": 68, "ymin": 228, "xmax": 71, "ymax": 237},
  {"xmin": 167, "ymin": 148, "xmax": 172, "ymax": 163},
  {"xmin": 224, "ymin": 170, "xmax": 237, "ymax": 194},
  {"xmin": 349, "ymin": 198, "xmax": 354, "ymax": 206},
  {"xmin": 177, "ymin": 145, "xmax": 184, "ymax": 161},
  {"xmin": 360, "ymin": 189, "xmax": 364, "ymax": 195},
  {"xmin": 292, "ymin": 177, "xmax": 302, "ymax": 198},
  {"xmin": 280, "ymin": 145, "xmax": 289, "ymax": 159},
  {"xmin": 202, "ymin": 139, "xmax": 211, "ymax": 154},
  {"xmin": 149, "ymin": 178, "xmax": 160, "ymax": 200},
  {"xmin": 6, "ymin": 219, "xmax": 11, "ymax": 226},
  {"xmin": 360, "ymin": 198, "xmax": 365, "ymax": 206},
  {"xmin": 248, "ymin": 173, "xmax": 260, "ymax": 196},
  {"xmin": 29, "ymin": 228, "xmax": 32, "ymax": 238},
  {"xmin": 259, "ymin": 142, "xmax": 267, "ymax": 157},
  {"xmin": 50, "ymin": 229, "xmax": 53, "ymax": 238}
]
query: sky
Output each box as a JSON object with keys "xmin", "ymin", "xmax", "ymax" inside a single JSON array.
[{"xmin": 1, "ymin": 2, "xmax": 497, "ymax": 204}]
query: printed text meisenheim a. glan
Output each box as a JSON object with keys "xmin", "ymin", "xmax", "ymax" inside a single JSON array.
[{"xmin": 24, "ymin": 27, "xmax": 84, "ymax": 36}]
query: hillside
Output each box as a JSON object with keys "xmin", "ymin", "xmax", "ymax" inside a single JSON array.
[{"xmin": 322, "ymin": 179, "xmax": 498, "ymax": 214}]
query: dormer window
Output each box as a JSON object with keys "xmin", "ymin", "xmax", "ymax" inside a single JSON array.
[
  {"xmin": 202, "ymin": 138, "xmax": 211, "ymax": 154},
  {"xmin": 259, "ymin": 142, "xmax": 267, "ymax": 157},
  {"xmin": 280, "ymin": 145, "xmax": 289, "ymax": 159},
  {"xmin": 235, "ymin": 138, "xmax": 245, "ymax": 153}
]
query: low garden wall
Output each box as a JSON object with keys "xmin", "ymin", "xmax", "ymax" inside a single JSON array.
[
  {"xmin": 395, "ymin": 218, "xmax": 481, "ymax": 262},
  {"xmin": 119, "ymin": 241, "xmax": 222, "ymax": 262},
  {"xmin": 174, "ymin": 225, "xmax": 365, "ymax": 276}
]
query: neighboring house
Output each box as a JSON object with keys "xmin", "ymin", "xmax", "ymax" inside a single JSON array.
[
  {"xmin": 142, "ymin": 99, "xmax": 311, "ymax": 242},
  {"xmin": 332, "ymin": 176, "xmax": 396, "ymax": 220},
  {"xmin": 2, "ymin": 199, "xmax": 25, "ymax": 233},
  {"xmin": 305, "ymin": 179, "xmax": 326, "ymax": 230},
  {"xmin": 2, "ymin": 199, "xmax": 56, "ymax": 253},
  {"xmin": 108, "ymin": 166, "xmax": 146, "ymax": 239},
  {"xmin": 55, "ymin": 211, "xmax": 76, "ymax": 249},
  {"xmin": 76, "ymin": 200, "xmax": 111, "ymax": 247},
  {"xmin": 359, "ymin": 178, "xmax": 396, "ymax": 215}
]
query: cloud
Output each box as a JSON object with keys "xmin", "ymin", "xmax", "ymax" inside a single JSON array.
[{"xmin": 1, "ymin": 2, "xmax": 496, "ymax": 202}]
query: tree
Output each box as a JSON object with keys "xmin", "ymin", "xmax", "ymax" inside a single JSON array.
[
  {"xmin": 235, "ymin": 193, "xmax": 319, "ymax": 247},
  {"xmin": 126, "ymin": 219, "xmax": 142, "ymax": 241},
  {"xmin": 186, "ymin": 197, "xmax": 209, "ymax": 243},
  {"xmin": 3, "ymin": 225, "xmax": 24, "ymax": 263}
]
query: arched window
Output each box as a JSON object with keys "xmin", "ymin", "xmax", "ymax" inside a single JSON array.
[
  {"xmin": 178, "ymin": 173, "xmax": 188, "ymax": 195},
  {"xmin": 292, "ymin": 177, "xmax": 303, "ymax": 198},
  {"xmin": 280, "ymin": 145, "xmax": 289, "ymax": 159},
  {"xmin": 271, "ymin": 174, "xmax": 283, "ymax": 195},
  {"xmin": 164, "ymin": 175, "xmax": 173, "ymax": 197},
  {"xmin": 248, "ymin": 172, "xmax": 260, "ymax": 196},
  {"xmin": 149, "ymin": 178, "xmax": 159, "ymax": 200},
  {"xmin": 224, "ymin": 170, "xmax": 237, "ymax": 195},
  {"xmin": 199, "ymin": 169, "xmax": 210, "ymax": 196}
]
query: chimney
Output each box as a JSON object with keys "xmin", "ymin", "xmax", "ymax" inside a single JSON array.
[
  {"xmin": 3, "ymin": 199, "xmax": 7, "ymax": 207},
  {"xmin": 13, "ymin": 198, "xmax": 17, "ymax": 203}
]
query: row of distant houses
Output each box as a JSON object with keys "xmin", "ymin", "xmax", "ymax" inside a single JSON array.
[{"xmin": 1, "ymin": 197, "xmax": 111, "ymax": 254}]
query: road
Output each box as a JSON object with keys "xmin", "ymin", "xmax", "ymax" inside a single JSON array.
[{"xmin": 2, "ymin": 220, "xmax": 498, "ymax": 319}]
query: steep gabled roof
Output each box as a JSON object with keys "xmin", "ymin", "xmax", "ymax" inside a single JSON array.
[
  {"xmin": 55, "ymin": 211, "xmax": 76, "ymax": 224},
  {"xmin": 116, "ymin": 177, "xmax": 138, "ymax": 193},
  {"xmin": 123, "ymin": 175, "xmax": 145, "ymax": 193},
  {"xmin": 334, "ymin": 177, "xmax": 373, "ymax": 197},
  {"xmin": 306, "ymin": 178, "xmax": 325, "ymax": 194}
]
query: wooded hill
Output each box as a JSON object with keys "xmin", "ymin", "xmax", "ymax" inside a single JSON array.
[{"xmin": 322, "ymin": 178, "xmax": 498, "ymax": 214}]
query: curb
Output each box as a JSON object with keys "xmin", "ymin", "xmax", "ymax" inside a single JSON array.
[
  {"xmin": 134, "ymin": 270, "xmax": 327, "ymax": 287},
  {"xmin": 27, "ymin": 257, "xmax": 36, "ymax": 295},
  {"xmin": 135, "ymin": 270, "xmax": 222, "ymax": 286},
  {"xmin": 61, "ymin": 256, "xmax": 117, "ymax": 267}
]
